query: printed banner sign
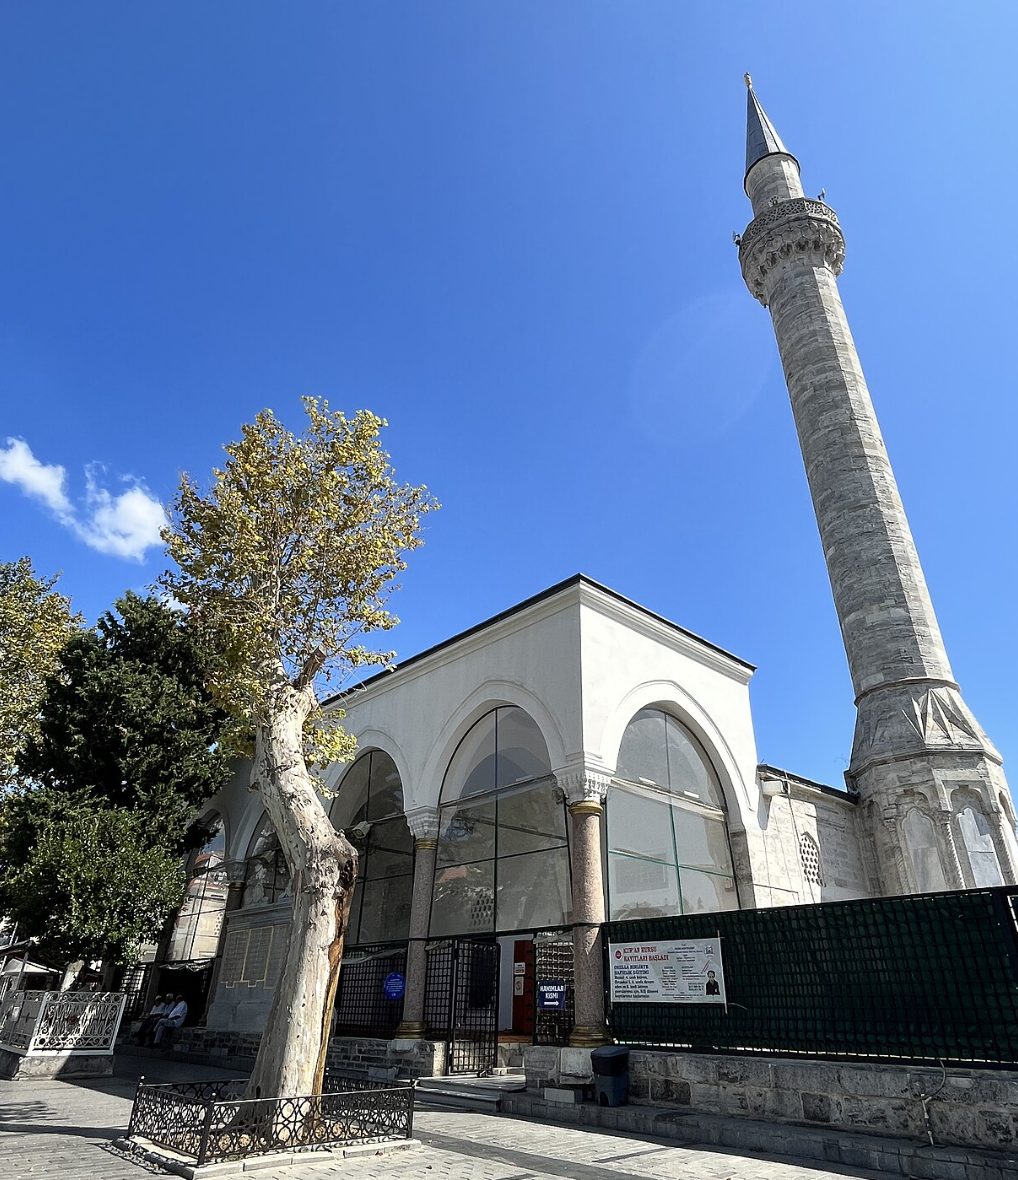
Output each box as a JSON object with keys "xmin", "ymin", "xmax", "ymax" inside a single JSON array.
[{"xmin": 609, "ymin": 938, "xmax": 726, "ymax": 1004}]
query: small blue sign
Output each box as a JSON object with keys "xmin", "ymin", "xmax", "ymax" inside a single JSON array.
[
  {"xmin": 383, "ymin": 972, "xmax": 406, "ymax": 1001},
  {"xmin": 537, "ymin": 981, "xmax": 567, "ymax": 1011}
]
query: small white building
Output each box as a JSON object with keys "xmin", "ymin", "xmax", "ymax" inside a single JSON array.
[{"xmin": 171, "ymin": 575, "xmax": 870, "ymax": 1050}]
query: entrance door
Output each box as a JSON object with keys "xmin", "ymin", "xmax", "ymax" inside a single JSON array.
[
  {"xmin": 424, "ymin": 938, "xmax": 500, "ymax": 1074},
  {"xmin": 511, "ymin": 939, "xmax": 535, "ymax": 1036}
]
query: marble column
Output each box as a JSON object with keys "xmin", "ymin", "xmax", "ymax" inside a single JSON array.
[
  {"xmin": 559, "ymin": 770, "xmax": 611, "ymax": 1047},
  {"xmin": 395, "ymin": 806, "xmax": 439, "ymax": 1040}
]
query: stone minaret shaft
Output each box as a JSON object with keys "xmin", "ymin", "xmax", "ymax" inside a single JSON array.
[{"xmin": 737, "ymin": 77, "xmax": 1017, "ymax": 893}]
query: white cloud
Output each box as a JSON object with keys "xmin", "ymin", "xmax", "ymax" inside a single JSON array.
[
  {"xmin": 0, "ymin": 437, "xmax": 167, "ymax": 562},
  {"xmin": 0, "ymin": 437, "xmax": 75, "ymax": 520}
]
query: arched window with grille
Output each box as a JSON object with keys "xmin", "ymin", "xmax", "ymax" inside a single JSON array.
[
  {"xmin": 431, "ymin": 706, "xmax": 570, "ymax": 937},
  {"xmin": 330, "ymin": 750, "xmax": 413, "ymax": 945},
  {"xmin": 607, "ymin": 708, "xmax": 738, "ymax": 919},
  {"xmin": 799, "ymin": 833, "xmax": 823, "ymax": 887}
]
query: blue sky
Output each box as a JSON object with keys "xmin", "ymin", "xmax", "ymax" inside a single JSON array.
[{"xmin": 1, "ymin": 3, "xmax": 1016, "ymax": 790}]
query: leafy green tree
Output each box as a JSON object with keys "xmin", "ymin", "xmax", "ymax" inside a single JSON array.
[
  {"xmin": 160, "ymin": 398, "xmax": 436, "ymax": 1099},
  {"xmin": 0, "ymin": 593, "xmax": 232, "ymax": 967},
  {"xmin": 0, "ymin": 794, "xmax": 184, "ymax": 966},
  {"xmin": 0, "ymin": 558, "xmax": 81, "ymax": 788},
  {"xmin": 19, "ymin": 592, "xmax": 231, "ymax": 852}
]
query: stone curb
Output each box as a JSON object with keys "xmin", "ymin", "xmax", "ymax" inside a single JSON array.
[{"xmin": 112, "ymin": 1135, "xmax": 422, "ymax": 1177}]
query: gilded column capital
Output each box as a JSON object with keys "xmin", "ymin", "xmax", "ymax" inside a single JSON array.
[
  {"xmin": 739, "ymin": 197, "xmax": 845, "ymax": 305},
  {"xmin": 556, "ymin": 769, "xmax": 611, "ymax": 812},
  {"xmin": 404, "ymin": 805, "xmax": 440, "ymax": 846}
]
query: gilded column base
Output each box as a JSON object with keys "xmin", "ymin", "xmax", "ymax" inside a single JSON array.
[
  {"xmin": 394, "ymin": 1021, "xmax": 427, "ymax": 1040},
  {"xmin": 568, "ymin": 1025, "xmax": 608, "ymax": 1048}
]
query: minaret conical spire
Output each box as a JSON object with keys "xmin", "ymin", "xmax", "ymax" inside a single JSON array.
[{"xmin": 744, "ymin": 74, "xmax": 799, "ymax": 190}]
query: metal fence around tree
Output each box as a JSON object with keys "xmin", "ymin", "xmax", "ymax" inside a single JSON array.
[{"xmin": 604, "ymin": 885, "xmax": 1018, "ymax": 1067}]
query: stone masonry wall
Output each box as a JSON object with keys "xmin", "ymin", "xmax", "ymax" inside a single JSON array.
[
  {"xmin": 522, "ymin": 1045, "xmax": 1018, "ymax": 1153},
  {"xmin": 749, "ymin": 769, "xmax": 873, "ymax": 906}
]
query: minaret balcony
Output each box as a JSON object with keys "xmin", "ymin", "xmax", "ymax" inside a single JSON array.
[{"xmin": 739, "ymin": 197, "xmax": 846, "ymax": 305}]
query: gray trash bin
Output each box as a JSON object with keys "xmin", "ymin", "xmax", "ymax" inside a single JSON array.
[{"xmin": 591, "ymin": 1045, "xmax": 629, "ymax": 1107}]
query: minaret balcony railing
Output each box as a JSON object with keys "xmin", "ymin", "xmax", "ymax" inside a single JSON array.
[{"xmin": 739, "ymin": 197, "xmax": 846, "ymax": 304}]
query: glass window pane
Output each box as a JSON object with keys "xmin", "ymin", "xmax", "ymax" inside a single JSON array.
[
  {"xmin": 666, "ymin": 717, "xmax": 724, "ymax": 807},
  {"xmin": 616, "ymin": 709, "xmax": 669, "ymax": 788},
  {"xmin": 608, "ymin": 853, "xmax": 680, "ymax": 920},
  {"xmin": 495, "ymin": 707, "xmax": 551, "ymax": 788},
  {"xmin": 672, "ymin": 809, "xmax": 734, "ymax": 874},
  {"xmin": 498, "ymin": 784, "xmax": 567, "ymax": 856},
  {"xmin": 443, "ymin": 712, "xmax": 497, "ymax": 801},
  {"xmin": 357, "ymin": 873, "xmax": 413, "ymax": 943},
  {"xmin": 430, "ymin": 861, "xmax": 495, "ymax": 936},
  {"xmin": 496, "ymin": 846, "xmax": 571, "ymax": 930},
  {"xmin": 346, "ymin": 885, "xmax": 363, "ymax": 946},
  {"xmin": 679, "ymin": 868, "xmax": 739, "ymax": 914},
  {"xmin": 363, "ymin": 817, "xmax": 414, "ymax": 879},
  {"xmin": 607, "ymin": 788, "xmax": 674, "ymax": 863},
  {"xmin": 331, "ymin": 755, "xmax": 370, "ymax": 830},
  {"xmin": 367, "ymin": 751, "xmax": 404, "ymax": 820},
  {"xmin": 437, "ymin": 799, "xmax": 496, "ymax": 866}
]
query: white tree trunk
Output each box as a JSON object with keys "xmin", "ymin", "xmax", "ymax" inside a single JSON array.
[{"xmin": 244, "ymin": 688, "xmax": 358, "ymax": 1100}]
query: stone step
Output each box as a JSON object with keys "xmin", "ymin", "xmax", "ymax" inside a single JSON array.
[{"xmin": 416, "ymin": 1073, "xmax": 525, "ymax": 1113}]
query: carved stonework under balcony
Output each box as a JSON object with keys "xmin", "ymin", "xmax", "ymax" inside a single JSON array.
[{"xmin": 739, "ymin": 197, "xmax": 845, "ymax": 305}]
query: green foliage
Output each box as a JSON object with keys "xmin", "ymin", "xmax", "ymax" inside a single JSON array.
[
  {"xmin": 160, "ymin": 398, "xmax": 438, "ymax": 766},
  {"xmin": 0, "ymin": 593, "xmax": 233, "ymax": 965},
  {"xmin": 19, "ymin": 592, "xmax": 232, "ymax": 853},
  {"xmin": 0, "ymin": 791, "xmax": 184, "ymax": 965},
  {"xmin": 0, "ymin": 558, "xmax": 81, "ymax": 787}
]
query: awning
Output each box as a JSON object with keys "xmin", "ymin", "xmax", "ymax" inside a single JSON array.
[{"xmin": 1, "ymin": 958, "xmax": 58, "ymax": 975}]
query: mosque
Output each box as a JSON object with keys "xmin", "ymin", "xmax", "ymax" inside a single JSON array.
[{"xmin": 150, "ymin": 80, "xmax": 1018, "ymax": 1065}]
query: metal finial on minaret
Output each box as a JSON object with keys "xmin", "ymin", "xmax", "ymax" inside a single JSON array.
[
  {"xmin": 736, "ymin": 81, "xmax": 1018, "ymax": 895},
  {"xmin": 744, "ymin": 72, "xmax": 753, "ymax": 90}
]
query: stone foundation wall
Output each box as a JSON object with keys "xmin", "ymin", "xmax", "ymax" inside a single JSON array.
[
  {"xmin": 138, "ymin": 1027, "xmax": 444, "ymax": 1078},
  {"xmin": 0, "ymin": 1047, "xmax": 114, "ymax": 1080},
  {"xmin": 522, "ymin": 1045, "xmax": 1018, "ymax": 1153}
]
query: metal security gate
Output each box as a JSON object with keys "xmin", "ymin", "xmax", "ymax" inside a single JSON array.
[
  {"xmin": 533, "ymin": 935, "xmax": 574, "ymax": 1046},
  {"xmin": 424, "ymin": 938, "xmax": 499, "ymax": 1074}
]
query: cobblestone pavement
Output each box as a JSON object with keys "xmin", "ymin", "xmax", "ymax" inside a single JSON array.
[{"xmin": 0, "ymin": 1055, "xmax": 897, "ymax": 1180}]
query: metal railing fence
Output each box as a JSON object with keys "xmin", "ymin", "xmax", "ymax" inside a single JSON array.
[
  {"xmin": 127, "ymin": 1075, "xmax": 414, "ymax": 1165},
  {"xmin": 604, "ymin": 885, "xmax": 1018, "ymax": 1067},
  {"xmin": 0, "ymin": 990, "xmax": 127, "ymax": 1055}
]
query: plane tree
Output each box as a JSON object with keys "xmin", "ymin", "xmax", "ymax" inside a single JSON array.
[{"xmin": 159, "ymin": 398, "xmax": 436, "ymax": 1099}]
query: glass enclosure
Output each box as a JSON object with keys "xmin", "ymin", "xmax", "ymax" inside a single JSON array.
[
  {"xmin": 330, "ymin": 750, "xmax": 413, "ymax": 945},
  {"xmin": 242, "ymin": 813, "xmax": 291, "ymax": 906},
  {"xmin": 607, "ymin": 709, "xmax": 738, "ymax": 919},
  {"xmin": 166, "ymin": 817, "xmax": 229, "ymax": 961},
  {"xmin": 431, "ymin": 706, "xmax": 570, "ymax": 936}
]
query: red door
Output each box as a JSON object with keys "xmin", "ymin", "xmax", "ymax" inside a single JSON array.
[{"xmin": 511, "ymin": 939, "xmax": 535, "ymax": 1035}]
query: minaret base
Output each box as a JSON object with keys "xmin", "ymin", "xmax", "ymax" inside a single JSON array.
[{"xmin": 849, "ymin": 682, "xmax": 1018, "ymax": 893}]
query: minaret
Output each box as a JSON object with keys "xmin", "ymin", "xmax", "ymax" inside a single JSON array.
[{"xmin": 737, "ymin": 75, "xmax": 1018, "ymax": 894}]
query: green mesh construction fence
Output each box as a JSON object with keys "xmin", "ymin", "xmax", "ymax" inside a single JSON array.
[{"xmin": 604, "ymin": 886, "xmax": 1018, "ymax": 1066}]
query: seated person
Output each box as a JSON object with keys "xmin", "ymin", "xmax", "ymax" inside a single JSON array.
[
  {"xmin": 135, "ymin": 994, "xmax": 167, "ymax": 1042},
  {"xmin": 152, "ymin": 995, "xmax": 188, "ymax": 1046}
]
